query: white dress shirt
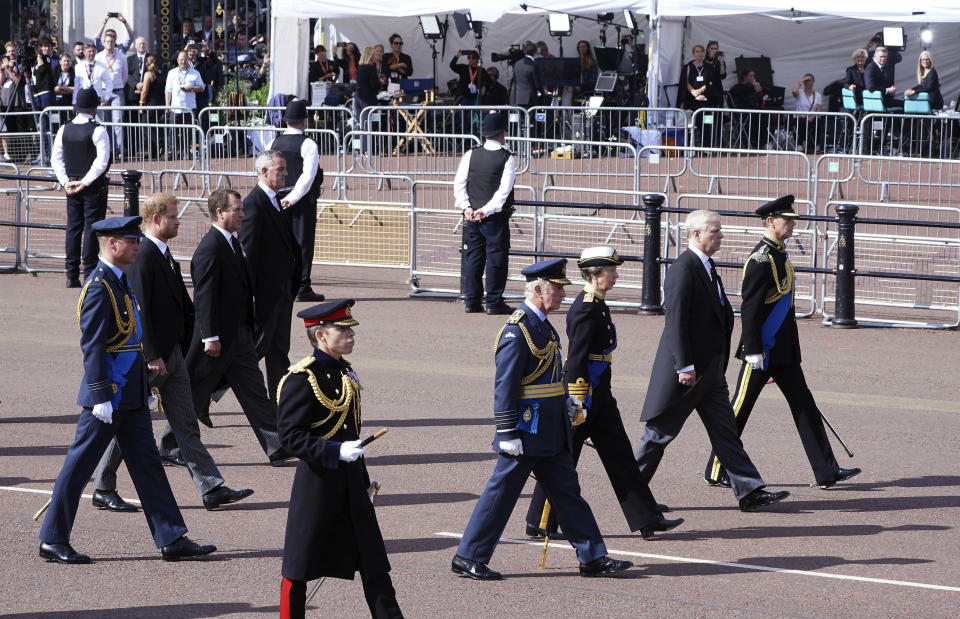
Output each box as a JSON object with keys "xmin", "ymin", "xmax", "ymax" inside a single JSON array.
[
  {"xmin": 94, "ymin": 49, "xmax": 129, "ymax": 94},
  {"xmin": 51, "ymin": 113, "xmax": 111, "ymax": 187},
  {"xmin": 201, "ymin": 224, "xmax": 244, "ymax": 343},
  {"xmin": 267, "ymin": 128, "xmax": 320, "ymax": 207},
  {"xmin": 257, "ymin": 182, "xmax": 282, "ymax": 211},
  {"xmin": 453, "ymin": 138, "xmax": 517, "ymax": 216},
  {"xmin": 677, "ymin": 245, "xmax": 725, "ymax": 375},
  {"xmin": 144, "ymin": 232, "xmax": 169, "ymax": 256},
  {"xmin": 74, "ymin": 59, "xmax": 109, "ymax": 102}
]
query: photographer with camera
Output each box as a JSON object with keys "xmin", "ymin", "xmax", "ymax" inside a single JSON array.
[
  {"xmin": 33, "ymin": 38, "xmax": 56, "ymax": 165},
  {"xmin": 95, "ymin": 12, "xmax": 133, "ymax": 54},
  {"xmin": 2, "ymin": 41, "xmax": 31, "ymax": 163},
  {"xmin": 705, "ymin": 41, "xmax": 727, "ymax": 80},
  {"xmin": 450, "ymin": 50, "xmax": 491, "ymax": 136},
  {"xmin": 95, "ymin": 31, "xmax": 129, "ymax": 159}
]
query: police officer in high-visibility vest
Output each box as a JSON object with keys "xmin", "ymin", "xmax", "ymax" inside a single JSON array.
[
  {"xmin": 269, "ymin": 99, "xmax": 325, "ymax": 303},
  {"xmin": 454, "ymin": 111, "xmax": 516, "ymax": 315},
  {"xmin": 52, "ymin": 87, "xmax": 111, "ymax": 288},
  {"xmin": 702, "ymin": 196, "xmax": 861, "ymax": 490}
]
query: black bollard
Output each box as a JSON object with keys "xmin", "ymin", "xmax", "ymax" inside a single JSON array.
[
  {"xmin": 121, "ymin": 170, "xmax": 142, "ymax": 217},
  {"xmin": 639, "ymin": 194, "xmax": 665, "ymax": 315},
  {"xmin": 833, "ymin": 204, "xmax": 858, "ymax": 328}
]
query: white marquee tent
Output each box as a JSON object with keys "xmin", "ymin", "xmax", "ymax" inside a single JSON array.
[{"xmin": 268, "ymin": 1, "xmax": 960, "ymax": 111}]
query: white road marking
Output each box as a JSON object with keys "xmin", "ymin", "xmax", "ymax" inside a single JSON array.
[
  {"xmin": 1, "ymin": 485, "xmax": 142, "ymax": 505},
  {"xmin": 435, "ymin": 531, "xmax": 960, "ymax": 593}
]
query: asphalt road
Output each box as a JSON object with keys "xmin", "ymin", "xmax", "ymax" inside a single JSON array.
[{"xmin": 0, "ymin": 267, "xmax": 958, "ymax": 617}]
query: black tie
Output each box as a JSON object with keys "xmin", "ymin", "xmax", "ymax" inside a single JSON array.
[
  {"xmin": 121, "ymin": 273, "xmax": 130, "ymax": 291},
  {"xmin": 231, "ymin": 236, "xmax": 243, "ymax": 256},
  {"xmin": 164, "ymin": 248, "xmax": 176, "ymax": 271},
  {"xmin": 708, "ymin": 258, "xmax": 724, "ymax": 305}
]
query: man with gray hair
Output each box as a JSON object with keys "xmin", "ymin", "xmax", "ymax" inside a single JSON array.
[
  {"xmin": 240, "ymin": 150, "xmax": 302, "ymax": 403},
  {"xmin": 634, "ymin": 210, "xmax": 790, "ymax": 512}
]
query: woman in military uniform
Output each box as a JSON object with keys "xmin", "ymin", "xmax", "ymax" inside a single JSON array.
[
  {"xmin": 277, "ymin": 300, "xmax": 402, "ymax": 619},
  {"xmin": 524, "ymin": 247, "xmax": 683, "ymax": 541}
]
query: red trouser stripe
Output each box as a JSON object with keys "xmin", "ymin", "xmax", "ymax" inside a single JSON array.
[{"xmin": 280, "ymin": 577, "xmax": 294, "ymax": 619}]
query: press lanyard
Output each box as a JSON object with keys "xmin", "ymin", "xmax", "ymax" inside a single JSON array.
[{"xmin": 468, "ymin": 66, "xmax": 478, "ymax": 84}]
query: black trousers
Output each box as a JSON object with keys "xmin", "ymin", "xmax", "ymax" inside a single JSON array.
[
  {"xmin": 704, "ymin": 361, "xmax": 841, "ymax": 486},
  {"xmin": 255, "ymin": 283, "xmax": 294, "ymax": 401},
  {"xmin": 64, "ymin": 179, "xmax": 108, "ymax": 279},
  {"xmin": 190, "ymin": 325, "xmax": 284, "ymax": 458},
  {"xmin": 634, "ymin": 369, "xmax": 766, "ymax": 501},
  {"xmin": 281, "ymin": 571, "xmax": 402, "ymax": 619},
  {"xmin": 526, "ymin": 377, "xmax": 661, "ymax": 533},
  {"xmin": 287, "ymin": 197, "xmax": 318, "ymax": 295},
  {"xmin": 461, "ymin": 213, "xmax": 510, "ymax": 307}
]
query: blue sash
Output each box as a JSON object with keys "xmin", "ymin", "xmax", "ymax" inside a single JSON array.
[
  {"xmin": 105, "ymin": 296, "xmax": 142, "ymax": 408},
  {"xmin": 760, "ymin": 291, "xmax": 791, "ymax": 371}
]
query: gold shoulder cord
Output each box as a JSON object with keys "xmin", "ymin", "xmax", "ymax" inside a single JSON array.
[
  {"xmin": 494, "ymin": 321, "xmax": 560, "ymax": 386},
  {"xmin": 76, "ymin": 279, "xmax": 135, "ymax": 351},
  {"xmin": 277, "ymin": 357, "xmax": 360, "ymax": 439},
  {"xmin": 743, "ymin": 251, "xmax": 795, "ymax": 305}
]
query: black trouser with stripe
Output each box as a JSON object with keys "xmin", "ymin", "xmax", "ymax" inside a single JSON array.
[
  {"xmin": 525, "ymin": 375, "xmax": 662, "ymax": 533},
  {"xmin": 704, "ymin": 361, "xmax": 841, "ymax": 486}
]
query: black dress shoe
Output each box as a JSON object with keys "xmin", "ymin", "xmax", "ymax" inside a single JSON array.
[
  {"xmin": 269, "ymin": 450, "xmax": 297, "ymax": 466},
  {"xmin": 160, "ymin": 453, "xmax": 187, "ymax": 467},
  {"xmin": 66, "ymin": 277, "xmax": 82, "ymax": 289},
  {"xmin": 640, "ymin": 516, "xmax": 684, "ymax": 540},
  {"xmin": 39, "ymin": 542, "xmax": 91, "ymax": 564},
  {"xmin": 295, "ymin": 290, "xmax": 326, "ymax": 302},
  {"xmin": 91, "ymin": 489, "xmax": 139, "ymax": 513},
  {"xmin": 485, "ymin": 303, "xmax": 514, "ymax": 315},
  {"xmin": 656, "ymin": 502, "xmax": 670, "ymax": 513},
  {"xmin": 451, "ymin": 555, "xmax": 502, "ymax": 580},
  {"xmin": 579, "ymin": 555, "xmax": 633, "ymax": 577},
  {"xmin": 817, "ymin": 467, "xmax": 862, "ymax": 489},
  {"xmin": 704, "ymin": 470, "xmax": 732, "ymax": 488},
  {"xmin": 464, "ymin": 303, "xmax": 483, "ymax": 314},
  {"xmin": 160, "ymin": 536, "xmax": 217, "ymax": 561},
  {"xmin": 524, "ymin": 523, "xmax": 566, "ymax": 540},
  {"xmin": 203, "ymin": 485, "xmax": 254, "ymax": 510},
  {"xmin": 739, "ymin": 488, "xmax": 790, "ymax": 512}
]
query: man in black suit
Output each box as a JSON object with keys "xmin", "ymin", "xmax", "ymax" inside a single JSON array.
[
  {"xmin": 865, "ymin": 46, "xmax": 898, "ymax": 107},
  {"xmin": 92, "ymin": 193, "xmax": 255, "ymax": 511},
  {"xmin": 186, "ymin": 188, "xmax": 290, "ymax": 465},
  {"xmin": 240, "ymin": 151, "xmax": 302, "ymax": 400},
  {"xmin": 633, "ymin": 210, "xmax": 790, "ymax": 512},
  {"xmin": 126, "ymin": 36, "xmax": 148, "ymax": 105}
]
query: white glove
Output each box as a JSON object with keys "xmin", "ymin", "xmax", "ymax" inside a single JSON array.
[
  {"xmin": 92, "ymin": 401, "xmax": 114, "ymax": 424},
  {"xmin": 498, "ymin": 438, "xmax": 523, "ymax": 456},
  {"xmin": 147, "ymin": 393, "xmax": 159, "ymax": 410},
  {"xmin": 338, "ymin": 439, "xmax": 365, "ymax": 462},
  {"xmin": 566, "ymin": 397, "xmax": 587, "ymax": 423},
  {"xmin": 745, "ymin": 354, "xmax": 764, "ymax": 370}
]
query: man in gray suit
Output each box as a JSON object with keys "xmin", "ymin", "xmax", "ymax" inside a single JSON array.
[
  {"xmin": 513, "ymin": 42, "xmax": 542, "ymax": 108},
  {"xmin": 92, "ymin": 193, "xmax": 255, "ymax": 512}
]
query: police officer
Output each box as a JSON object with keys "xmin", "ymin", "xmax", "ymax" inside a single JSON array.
[
  {"xmin": 454, "ymin": 111, "xmax": 516, "ymax": 315},
  {"xmin": 277, "ymin": 300, "xmax": 402, "ymax": 618},
  {"xmin": 452, "ymin": 259, "xmax": 632, "ymax": 580},
  {"xmin": 52, "ymin": 87, "xmax": 110, "ymax": 288},
  {"xmin": 269, "ymin": 99, "xmax": 325, "ymax": 303},
  {"xmin": 525, "ymin": 248, "xmax": 684, "ymax": 541},
  {"xmin": 703, "ymin": 196, "xmax": 861, "ymax": 490},
  {"xmin": 38, "ymin": 216, "xmax": 215, "ymax": 564}
]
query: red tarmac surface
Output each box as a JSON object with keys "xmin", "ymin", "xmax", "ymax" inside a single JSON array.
[{"xmin": 0, "ymin": 267, "xmax": 958, "ymax": 617}]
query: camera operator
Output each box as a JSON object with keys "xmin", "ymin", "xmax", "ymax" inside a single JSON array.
[
  {"xmin": 308, "ymin": 45, "xmax": 340, "ymax": 84},
  {"xmin": 865, "ymin": 32, "xmax": 901, "ymax": 83},
  {"xmin": 705, "ymin": 41, "xmax": 727, "ymax": 80},
  {"xmin": 2, "ymin": 41, "xmax": 30, "ymax": 162}
]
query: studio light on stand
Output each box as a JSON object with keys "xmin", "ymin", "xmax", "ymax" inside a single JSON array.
[
  {"xmin": 548, "ymin": 13, "xmax": 572, "ymax": 56},
  {"xmin": 920, "ymin": 24, "xmax": 933, "ymax": 49},
  {"xmin": 419, "ymin": 15, "xmax": 444, "ymax": 85}
]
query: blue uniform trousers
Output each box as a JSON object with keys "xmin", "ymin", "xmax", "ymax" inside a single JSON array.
[
  {"xmin": 457, "ymin": 451, "xmax": 606, "ymax": 565},
  {"xmin": 40, "ymin": 406, "xmax": 187, "ymax": 548}
]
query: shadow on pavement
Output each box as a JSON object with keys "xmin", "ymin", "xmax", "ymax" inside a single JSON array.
[
  {"xmin": 636, "ymin": 554, "xmax": 933, "ymax": 578},
  {"xmin": 365, "ymin": 452, "xmax": 497, "ymax": 466},
  {"xmin": 385, "ymin": 536, "xmax": 461, "ymax": 554},
  {"xmin": 3, "ymin": 603, "xmax": 276, "ymax": 617},
  {"xmin": 368, "ymin": 417, "xmax": 491, "ymax": 427},
  {"xmin": 608, "ymin": 523, "xmax": 951, "ymax": 542},
  {"xmin": 376, "ymin": 492, "xmax": 479, "ymax": 507}
]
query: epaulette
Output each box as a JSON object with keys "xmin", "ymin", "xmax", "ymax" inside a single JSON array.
[
  {"xmin": 749, "ymin": 245, "xmax": 772, "ymax": 264},
  {"xmin": 583, "ymin": 291, "xmax": 594, "ymax": 303},
  {"xmin": 286, "ymin": 356, "xmax": 316, "ymax": 373},
  {"xmin": 507, "ymin": 308, "xmax": 526, "ymax": 324}
]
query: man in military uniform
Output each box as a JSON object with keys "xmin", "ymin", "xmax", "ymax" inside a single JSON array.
[
  {"xmin": 703, "ymin": 196, "xmax": 861, "ymax": 490},
  {"xmin": 525, "ymin": 247, "xmax": 683, "ymax": 541},
  {"xmin": 452, "ymin": 259, "xmax": 632, "ymax": 580},
  {"xmin": 38, "ymin": 216, "xmax": 215, "ymax": 564},
  {"xmin": 268, "ymin": 99, "xmax": 325, "ymax": 303},
  {"xmin": 454, "ymin": 111, "xmax": 516, "ymax": 315},
  {"xmin": 51, "ymin": 87, "xmax": 110, "ymax": 288},
  {"xmin": 277, "ymin": 300, "xmax": 402, "ymax": 618}
]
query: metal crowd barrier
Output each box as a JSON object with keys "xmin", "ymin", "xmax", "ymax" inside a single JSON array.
[
  {"xmin": 859, "ymin": 112, "xmax": 960, "ymax": 159},
  {"xmin": 690, "ymin": 108, "xmax": 858, "ymax": 156},
  {"xmin": 0, "ymin": 110, "xmax": 42, "ymax": 164}
]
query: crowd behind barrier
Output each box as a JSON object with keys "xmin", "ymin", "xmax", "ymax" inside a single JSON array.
[{"xmin": 1, "ymin": 103, "xmax": 958, "ymax": 329}]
